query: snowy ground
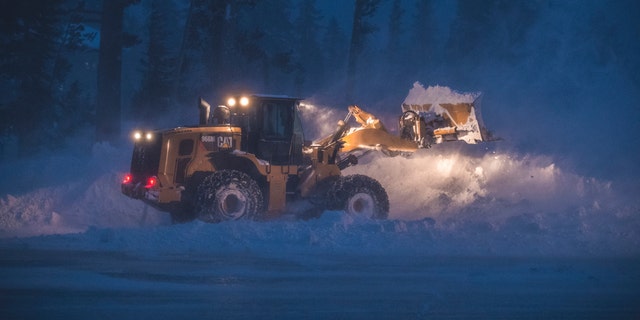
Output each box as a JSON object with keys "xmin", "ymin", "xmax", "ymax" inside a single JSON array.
[
  {"xmin": 2, "ymin": 244, "xmax": 639, "ymax": 319},
  {"xmin": 1, "ymin": 141, "xmax": 639, "ymax": 319}
]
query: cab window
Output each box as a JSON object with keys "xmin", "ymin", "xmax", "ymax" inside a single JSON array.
[
  {"xmin": 178, "ymin": 139, "xmax": 194, "ymax": 156},
  {"xmin": 261, "ymin": 101, "xmax": 292, "ymax": 140}
]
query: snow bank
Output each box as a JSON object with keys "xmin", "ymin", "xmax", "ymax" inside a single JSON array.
[
  {"xmin": 343, "ymin": 146, "xmax": 639, "ymax": 255},
  {"xmin": 1, "ymin": 141, "xmax": 637, "ymax": 257},
  {"xmin": 1, "ymin": 85, "xmax": 638, "ymax": 257},
  {"xmin": 0, "ymin": 143, "xmax": 169, "ymax": 238},
  {"xmin": 345, "ymin": 147, "xmax": 616, "ymax": 221},
  {"xmin": 403, "ymin": 82, "xmax": 480, "ymax": 105}
]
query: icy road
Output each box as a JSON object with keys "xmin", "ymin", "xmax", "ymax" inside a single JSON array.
[{"xmin": 1, "ymin": 217, "xmax": 639, "ymax": 319}]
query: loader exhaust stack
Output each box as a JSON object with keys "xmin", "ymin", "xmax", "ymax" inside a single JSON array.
[{"xmin": 199, "ymin": 98, "xmax": 210, "ymax": 126}]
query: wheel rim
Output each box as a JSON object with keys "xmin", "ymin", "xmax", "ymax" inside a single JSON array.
[
  {"xmin": 346, "ymin": 193, "xmax": 376, "ymax": 217},
  {"xmin": 216, "ymin": 187, "xmax": 247, "ymax": 220}
]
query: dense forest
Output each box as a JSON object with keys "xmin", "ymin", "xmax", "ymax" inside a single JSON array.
[{"xmin": 1, "ymin": 0, "xmax": 638, "ymax": 180}]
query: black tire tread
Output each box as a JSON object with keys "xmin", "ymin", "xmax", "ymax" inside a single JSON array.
[
  {"xmin": 195, "ymin": 170, "xmax": 263, "ymax": 222},
  {"xmin": 326, "ymin": 174, "xmax": 389, "ymax": 219}
]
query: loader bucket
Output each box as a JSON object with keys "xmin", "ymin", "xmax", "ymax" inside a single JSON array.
[
  {"xmin": 401, "ymin": 83, "xmax": 489, "ymax": 144},
  {"xmin": 340, "ymin": 127, "xmax": 419, "ymax": 154}
]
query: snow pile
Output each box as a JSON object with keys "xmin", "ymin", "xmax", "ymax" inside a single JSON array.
[
  {"xmin": 345, "ymin": 147, "xmax": 615, "ymax": 220},
  {"xmin": 0, "ymin": 143, "xmax": 169, "ymax": 238},
  {"xmin": 403, "ymin": 82, "xmax": 480, "ymax": 105},
  {"xmin": 0, "ymin": 140, "xmax": 637, "ymax": 256},
  {"xmin": 341, "ymin": 146, "xmax": 639, "ymax": 255}
]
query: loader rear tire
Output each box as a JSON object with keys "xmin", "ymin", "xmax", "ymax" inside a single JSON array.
[
  {"xmin": 196, "ymin": 170, "xmax": 263, "ymax": 223},
  {"xmin": 327, "ymin": 174, "xmax": 389, "ymax": 219}
]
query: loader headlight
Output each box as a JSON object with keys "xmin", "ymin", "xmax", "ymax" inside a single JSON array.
[
  {"xmin": 239, "ymin": 96, "xmax": 249, "ymax": 106},
  {"xmin": 132, "ymin": 131, "xmax": 154, "ymax": 141},
  {"xmin": 227, "ymin": 96, "xmax": 250, "ymax": 108}
]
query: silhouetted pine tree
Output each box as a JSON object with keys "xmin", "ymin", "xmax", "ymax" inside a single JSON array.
[
  {"xmin": 409, "ymin": 0, "xmax": 435, "ymax": 71},
  {"xmin": 345, "ymin": 0, "xmax": 380, "ymax": 102},
  {"xmin": 322, "ymin": 17, "xmax": 348, "ymax": 84},
  {"xmin": 95, "ymin": 0, "xmax": 140, "ymax": 143},
  {"xmin": 132, "ymin": 0, "xmax": 176, "ymax": 123},
  {"xmin": 243, "ymin": 0, "xmax": 296, "ymax": 92},
  {"xmin": 386, "ymin": 0, "xmax": 404, "ymax": 62},
  {"xmin": 447, "ymin": 0, "xmax": 537, "ymax": 63},
  {"xmin": 293, "ymin": 0, "xmax": 324, "ymax": 96},
  {"xmin": 0, "ymin": 0, "xmax": 65, "ymax": 153}
]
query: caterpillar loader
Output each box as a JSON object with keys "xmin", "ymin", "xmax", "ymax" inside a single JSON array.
[{"xmin": 121, "ymin": 92, "xmax": 487, "ymax": 222}]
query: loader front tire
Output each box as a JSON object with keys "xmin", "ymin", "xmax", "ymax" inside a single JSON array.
[
  {"xmin": 327, "ymin": 174, "xmax": 389, "ymax": 219},
  {"xmin": 196, "ymin": 170, "xmax": 263, "ymax": 222}
]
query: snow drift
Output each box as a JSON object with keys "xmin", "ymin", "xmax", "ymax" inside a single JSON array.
[
  {"xmin": 0, "ymin": 86, "xmax": 638, "ymax": 257},
  {"xmin": 1, "ymin": 138, "xmax": 637, "ymax": 257},
  {"xmin": 403, "ymin": 82, "xmax": 479, "ymax": 105}
]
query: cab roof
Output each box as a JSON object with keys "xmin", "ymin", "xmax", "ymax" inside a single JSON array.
[{"xmin": 250, "ymin": 94, "xmax": 304, "ymax": 101}]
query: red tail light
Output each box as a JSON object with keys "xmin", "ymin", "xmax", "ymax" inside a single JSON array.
[
  {"xmin": 145, "ymin": 176, "xmax": 158, "ymax": 188},
  {"xmin": 122, "ymin": 173, "xmax": 132, "ymax": 184}
]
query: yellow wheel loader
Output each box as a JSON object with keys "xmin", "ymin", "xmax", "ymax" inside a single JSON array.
[{"xmin": 121, "ymin": 93, "xmax": 488, "ymax": 222}]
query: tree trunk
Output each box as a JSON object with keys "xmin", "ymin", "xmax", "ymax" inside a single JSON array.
[
  {"xmin": 95, "ymin": 0, "xmax": 125, "ymax": 143},
  {"xmin": 345, "ymin": 0, "xmax": 379, "ymax": 103},
  {"xmin": 345, "ymin": 8, "xmax": 360, "ymax": 104}
]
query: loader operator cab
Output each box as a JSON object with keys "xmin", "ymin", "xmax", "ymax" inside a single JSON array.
[{"xmin": 224, "ymin": 95, "xmax": 305, "ymax": 166}]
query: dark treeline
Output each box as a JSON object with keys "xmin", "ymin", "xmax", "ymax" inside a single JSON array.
[{"xmin": 1, "ymin": 0, "xmax": 638, "ymax": 159}]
